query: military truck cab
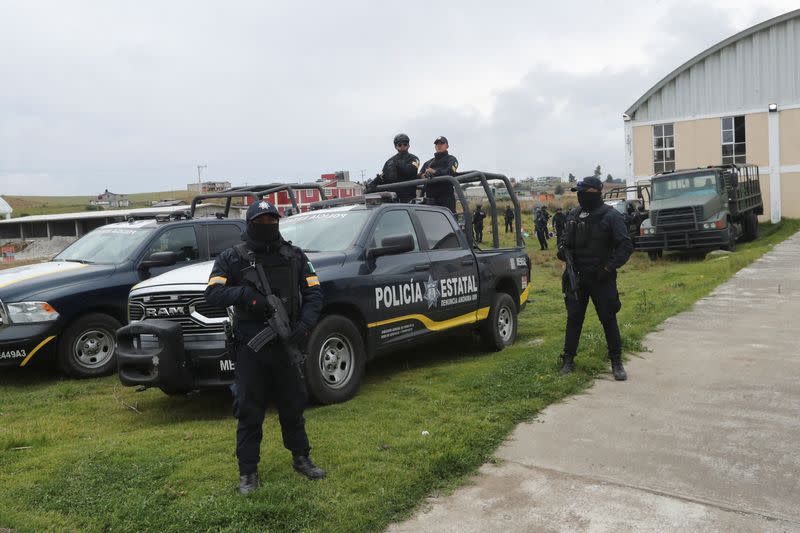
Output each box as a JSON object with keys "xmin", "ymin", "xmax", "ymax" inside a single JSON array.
[{"xmin": 636, "ymin": 165, "xmax": 763, "ymax": 259}]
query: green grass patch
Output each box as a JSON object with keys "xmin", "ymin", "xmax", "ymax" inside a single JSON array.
[{"xmin": 1, "ymin": 219, "xmax": 798, "ymax": 532}]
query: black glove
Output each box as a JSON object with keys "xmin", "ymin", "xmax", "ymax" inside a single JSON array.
[
  {"xmin": 288, "ymin": 324, "xmax": 310, "ymax": 347},
  {"xmin": 241, "ymin": 287, "xmax": 267, "ymax": 313},
  {"xmin": 596, "ymin": 266, "xmax": 615, "ymax": 282}
]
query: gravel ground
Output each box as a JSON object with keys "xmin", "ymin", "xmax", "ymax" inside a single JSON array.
[{"xmin": 2, "ymin": 237, "xmax": 77, "ymax": 261}]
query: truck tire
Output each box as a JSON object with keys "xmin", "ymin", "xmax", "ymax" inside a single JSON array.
[
  {"xmin": 58, "ymin": 313, "xmax": 121, "ymax": 378},
  {"xmin": 647, "ymin": 250, "xmax": 663, "ymax": 261},
  {"xmin": 305, "ymin": 315, "xmax": 366, "ymax": 405},
  {"xmin": 722, "ymin": 226, "xmax": 736, "ymax": 252},
  {"xmin": 480, "ymin": 292, "xmax": 518, "ymax": 351},
  {"xmin": 743, "ymin": 212, "xmax": 759, "ymax": 242}
]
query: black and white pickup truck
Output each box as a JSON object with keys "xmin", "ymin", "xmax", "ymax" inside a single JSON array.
[
  {"xmin": 117, "ymin": 173, "xmax": 532, "ymax": 404},
  {"xmin": 0, "ymin": 214, "xmax": 247, "ymax": 377}
]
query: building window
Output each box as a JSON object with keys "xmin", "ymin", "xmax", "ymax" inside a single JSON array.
[
  {"xmin": 653, "ymin": 123, "xmax": 675, "ymax": 173},
  {"xmin": 721, "ymin": 116, "xmax": 745, "ymax": 165}
]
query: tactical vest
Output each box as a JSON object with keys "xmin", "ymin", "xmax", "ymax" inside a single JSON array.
[
  {"xmin": 233, "ymin": 242, "xmax": 301, "ymax": 325},
  {"xmin": 565, "ymin": 205, "xmax": 612, "ymax": 272}
]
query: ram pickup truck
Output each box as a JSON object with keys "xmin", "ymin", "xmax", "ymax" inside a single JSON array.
[
  {"xmin": 0, "ymin": 214, "xmax": 246, "ymax": 377},
  {"xmin": 117, "ymin": 176, "xmax": 532, "ymax": 404}
]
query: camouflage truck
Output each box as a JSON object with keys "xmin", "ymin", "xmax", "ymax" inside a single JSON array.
[{"xmin": 636, "ymin": 165, "xmax": 763, "ymax": 260}]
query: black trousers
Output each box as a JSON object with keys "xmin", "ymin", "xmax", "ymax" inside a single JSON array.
[
  {"xmin": 427, "ymin": 193, "xmax": 456, "ymax": 213},
  {"xmin": 232, "ymin": 343, "xmax": 310, "ymax": 475},
  {"xmin": 562, "ymin": 272, "xmax": 622, "ymax": 359},
  {"xmin": 474, "ymin": 224, "xmax": 484, "ymax": 243},
  {"xmin": 505, "ymin": 219, "xmax": 513, "ymax": 233},
  {"xmin": 536, "ymin": 227, "xmax": 548, "ymax": 249},
  {"xmin": 395, "ymin": 187, "xmax": 416, "ymax": 203}
]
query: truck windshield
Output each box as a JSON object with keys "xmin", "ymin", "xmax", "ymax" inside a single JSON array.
[
  {"xmin": 652, "ymin": 173, "xmax": 717, "ymax": 200},
  {"xmin": 280, "ymin": 210, "xmax": 369, "ymax": 252},
  {"xmin": 54, "ymin": 226, "xmax": 155, "ymax": 264}
]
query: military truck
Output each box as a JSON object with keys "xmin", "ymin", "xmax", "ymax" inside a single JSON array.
[
  {"xmin": 603, "ymin": 184, "xmax": 651, "ymax": 240},
  {"xmin": 636, "ymin": 165, "xmax": 763, "ymax": 259}
]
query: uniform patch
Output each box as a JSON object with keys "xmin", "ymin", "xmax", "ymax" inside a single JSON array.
[
  {"xmin": 306, "ymin": 275, "xmax": 320, "ymax": 287},
  {"xmin": 307, "ymin": 261, "xmax": 316, "ymax": 274},
  {"xmin": 208, "ymin": 276, "xmax": 227, "ymax": 286}
]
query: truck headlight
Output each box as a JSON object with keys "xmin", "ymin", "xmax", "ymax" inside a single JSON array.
[{"xmin": 7, "ymin": 302, "xmax": 60, "ymax": 323}]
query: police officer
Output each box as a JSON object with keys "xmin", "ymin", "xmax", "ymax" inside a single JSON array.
[
  {"xmin": 205, "ymin": 200, "xmax": 325, "ymax": 495},
  {"xmin": 557, "ymin": 176, "xmax": 634, "ymax": 381},
  {"xmin": 504, "ymin": 205, "xmax": 514, "ymax": 233},
  {"xmin": 379, "ymin": 133, "xmax": 420, "ymax": 203},
  {"xmin": 472, "ymin": 204, "xmax": 487, "ymax": 243},
  {"xmin": 420, "ymin": 136, "xmax": 459, "ymax": 213},
  {"xmin": 552, "ymin": 207, "xmax": 566, "ymax": 244},
  {"xmin": 535, "ymin": 207, "xmax": 549, "ymax": 250}
]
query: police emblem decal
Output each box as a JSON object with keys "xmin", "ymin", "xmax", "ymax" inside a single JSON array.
[
  {"xmin": 258, "ymin": 200, "xmax": 271, "ymax": 210},
  {"xmin": 424, "ymin": 275, "xmax": 440, "ymax": 309}
]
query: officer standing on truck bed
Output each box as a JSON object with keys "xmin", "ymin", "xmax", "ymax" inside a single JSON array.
[
  {"xmin": 420, "ymin": 136, "xmax": 459, "ymax": 213},
  {"xmin": 557, "ymin": 176, "xmax": 633, "ymax": 381},
  {"xmin": 205, "ymin": 200, "xmax": 325, "ymax": 495},
  {"xmin": 378, "ymin": 133, "xmax": 420, "ymax": 203}
]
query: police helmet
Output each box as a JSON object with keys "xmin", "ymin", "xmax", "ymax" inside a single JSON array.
[{"xmin": 393, "ymin": 133, "xmax": 410, "ymax": 145}]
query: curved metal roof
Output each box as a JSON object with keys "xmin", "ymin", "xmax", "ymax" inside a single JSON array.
[
  {"xmin": 625, "ymin": 8, "xmax": 800, "ymax": 119},
  {"xmin": 0, "ymin": 196, "xmax": 12, "ymax": 215}
]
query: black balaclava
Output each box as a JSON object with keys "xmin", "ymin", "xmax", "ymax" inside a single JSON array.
[
  {"xmin": 246, "ymin": 222, "xmax": 281, "ymax": 250},
  {"xmin": 577, "ymin": 191, "xmax": 603, "ymax": 211}
]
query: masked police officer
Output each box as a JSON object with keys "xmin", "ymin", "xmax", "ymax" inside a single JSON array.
[
  {"xmin": 420, "ymin": 136, "xmax": 459, "ymax": 212},
  {"xmin": 205, "ymin": 200, "xmax": 325, "ymax": 495},
  {"xmin": 379, "ymin": 133, "xmax": 420, "ymax": 203},
  {"xmin": 557, "ymin": 176, "xmax": 633, "ymax": 381},
  {"xmin": 473, "ymin": 204, "xmax": 487, "ymax": 243}
]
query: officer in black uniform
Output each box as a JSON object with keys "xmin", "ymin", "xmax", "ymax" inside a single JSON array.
[
  {"xmin": 205, "ymin": 200, "xmax": 325, "ymax": 495},
  {"xmin": 472, "ymin": 204, "xmax": 487, "ymax": 243},
  {"xmin": 420, "ymin": 136, "xmax": 459, "ymax": 213},
  {"xmin": 557, "ymin": 176, "xmax": 634, "ymax": 381},
  {"xmin": 504, "ymin": 205, "xmax": 514, "ymax": 233},
  {"xmin": 552, "ymin": 207, "xmax": 566, "ymax": 244},
  {"xmin": 378, "ymin": 133, "xmax": 421, "ymax": 203}
]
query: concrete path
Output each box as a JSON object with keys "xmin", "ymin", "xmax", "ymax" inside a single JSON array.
[{"xmin": 389, "ymin": 233, "xmax": 800, "ymax": 532}]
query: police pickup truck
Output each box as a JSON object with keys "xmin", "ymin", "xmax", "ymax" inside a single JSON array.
[
  {"xmin": 117, "ymin": 172, "xmax": 532, "ymax": 404},
  {"xmin": 0, "ymin": 213, "xmax": 247, "ymax": 377}
]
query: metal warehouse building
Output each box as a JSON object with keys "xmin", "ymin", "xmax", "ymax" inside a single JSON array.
[{"xmin": 623, "ymin": 8, "xmax": 800, "ymax": 222}]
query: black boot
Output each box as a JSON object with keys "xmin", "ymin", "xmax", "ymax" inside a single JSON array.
[
  {"xmin": 610, "ymin": 358, "xmax": 627, "ymax": 381},
  {"xmin": 559, "ymin": 353, "xmax": 575, "ymax": 374},
  {"xmin": 238, "ymin": 472, "xmax": 259, "ymax": 495},
  {"xmin": 293, "ymin": 455, "xmax": 326, "ymax": 480}
]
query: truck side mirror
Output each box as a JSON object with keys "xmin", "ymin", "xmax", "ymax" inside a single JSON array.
[
  {"xmin": 367, "ymin": 234, "xmax": 415, "ymax": 260},
  {"xmin": 139, "ymin": 251, "xmax": 178, "ymax": 269}
]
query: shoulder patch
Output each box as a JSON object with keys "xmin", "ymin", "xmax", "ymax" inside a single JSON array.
[{"xmin": 306, "ymin": 261, "xmax": 316, "ymax": 274}]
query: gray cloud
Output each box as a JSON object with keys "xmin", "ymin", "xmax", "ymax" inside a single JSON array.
[{"xmin": 0, "ymin": 0, "xmax": 795, "ymax": 194}]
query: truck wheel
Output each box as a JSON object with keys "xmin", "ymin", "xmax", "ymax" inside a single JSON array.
[
  {"xmin": 480, "ymin": 292, "xmax": 518, "ymax": 351},
  {"xmin": 647, "ymin": 250, "xmax": 663, "ymax": 261},
  {"xmin": 305, "ymin": 315, "xmax": 366, "ymax": 405},
  {"xmin": 58, "ymin": 313, "xmax": 121, "ymax": 378},
  {"xmin": 743, "ymin": 213, "xmax": 759, "ymax": 241},
  {"xmin": 722, "ymin": 226, "xmax": 736, "ymax": 251}
]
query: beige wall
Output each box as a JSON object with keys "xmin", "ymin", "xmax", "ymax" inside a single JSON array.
[
  {"xmin": 780, "ymin": 173, "xmax": 800, "ymax": 219},
  {"xmin": 780, "ymin": 108, "xmax": 800, "ymax": 166},
  {"xmin": 633, "ymin": 125, "xmax": 653, "ymax": 176},
  {"xmin": 745, "ymin": 112, "xmax": 769, "ymax": 167},
  {"xmin": 674, "ymin": 118, "xmax": 721, "ymax": 169},
  {"xmin": 758, "ymin": 172, "xmax": 771, "ymax": 222}
]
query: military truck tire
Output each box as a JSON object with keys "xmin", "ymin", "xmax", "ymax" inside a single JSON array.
[
  {"xmin": 722, "ymin": 226, "xmax": 736, "ymax": 252},
  {"xmin": 480, "ymin": 292, "xmax": 518, "ymax": 351},
  {"xmin": 743, "ymin": 212, "xmax": 759, "ymax": 242},
  {"xmin": 58, "ymin": 313, "xmax": 121, "ymax": 378},
  {"xmin": 305, "ymin": 315, "xmax": 366, "ymax": 405},
  {"xmin": 647, "ymin": 250, "xmax": 663, "ymax": 261}
]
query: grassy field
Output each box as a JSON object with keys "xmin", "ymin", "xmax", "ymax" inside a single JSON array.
[
  {"xmin": 0, "ymin": 219, "xmax": 797, "ymax": 532},
  {"xmin": 4, "ymin": 191, "xmax": 197, "ymax": 217}
]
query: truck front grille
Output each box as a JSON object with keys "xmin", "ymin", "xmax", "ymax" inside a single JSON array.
[
  {"xmin": 651, "ymin": 206, "xmax": 703, "ymax": 231},
  {"xmin": 128, "ymin": 292, "xmax": 227, "ymax": 333}
]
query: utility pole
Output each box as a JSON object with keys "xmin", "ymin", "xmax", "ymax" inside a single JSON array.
[
  {"xmin": 197, "ymin": 164, "xmax": 207, "ymax": 191},
  {"xmin": 359, "ymin": 169, "xmax": 367, "ymax": 181}
]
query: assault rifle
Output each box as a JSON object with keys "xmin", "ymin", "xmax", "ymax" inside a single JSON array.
[
  {"xmin": 560, "ymin": 245, "xmax": 579, "ymax": 301},
  {"xmin": 246, "ymin": 260, "xmax": 304, "ymax": 366}
]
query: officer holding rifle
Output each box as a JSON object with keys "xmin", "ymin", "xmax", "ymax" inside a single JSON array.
[
  {"xmin": 205, "ymin": 200, "xmax": 325, "ymax": 495},
  {"xmin": 557, "ymin": 176, "xmax": 633, "ymax": 381}
]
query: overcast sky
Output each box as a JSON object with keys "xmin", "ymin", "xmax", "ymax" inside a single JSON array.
[{"xmin": 0, "ymin": 0, "xmax": 797, "ymax": 195}]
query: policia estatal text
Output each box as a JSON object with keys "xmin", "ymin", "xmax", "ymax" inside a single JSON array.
[
  {"xmin": 557, "ymin": 177, "xmax": 634, "ymax": 381},
  {"xmin": 205, "ymin": 200, "xmax": 326, "ymax": 495}
]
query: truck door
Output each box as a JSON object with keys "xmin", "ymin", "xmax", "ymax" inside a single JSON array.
[
  {"xmin": 366, "ymin": 208, "xmax": 433, "ymax": 347},
  {"xmin": 414, "ymin": 209, "xmax": 480, "ymax": 328}
]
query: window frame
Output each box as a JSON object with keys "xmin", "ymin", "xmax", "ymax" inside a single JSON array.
[
  {"xmin": 145, "ymin": 225, "xmax": 200, "ymax": 262},
  {"xmin": 366, "ymin": 208, "xmax": 421, "ymax": 252},
  {"xmin": 653, "ymin": 123, "xmax": 675, "ymax": 173},
  {"xmin": 721, "ymin": 116, "xmax": 746, "ymax": 165},
  {"xmin": 413, "ymin": 209, "xmax": 464, "ymax": 252}
]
